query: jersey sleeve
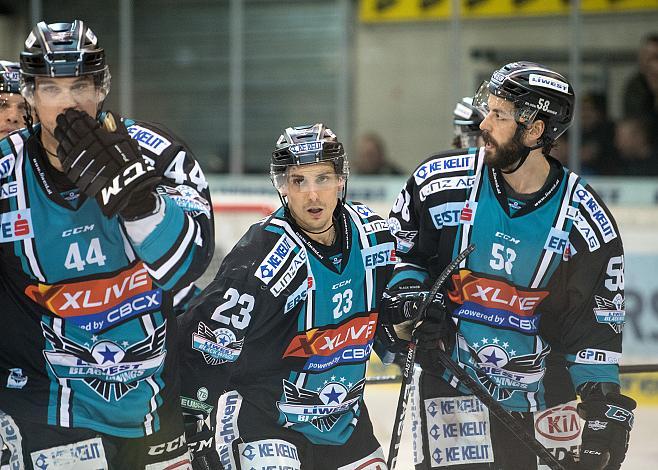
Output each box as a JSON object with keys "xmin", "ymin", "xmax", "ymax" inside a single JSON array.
[
  {"xmin": 177, "ymin": 234, "xmax": 277, "ymax": 421},
  {"xmin": 122, "ymin": 120, "xmax": 215, "ymax": 292},
  {"xmin": 541, "ymin": 182, "xmax": 625, "ymax": 391}
]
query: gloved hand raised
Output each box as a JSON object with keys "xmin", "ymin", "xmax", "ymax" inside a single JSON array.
[
  {"xmin": 576, "ymin": 382, "xmax": 636, "ymax": 470},
  {"xmin": 55, "ymin": 109, "xmax": 162, "ymax": 219},
  {"xmin": 381, "ymin": 279, "xmax": 446, "ymax": 324}
]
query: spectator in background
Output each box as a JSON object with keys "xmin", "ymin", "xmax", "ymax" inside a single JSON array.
[
  {"xmin": 622, "ymin": 34, "xmax": 658, "ymax": 143},
  {"xmin": 550, "ymin": 92, "xmax": 618, "ymax": 175},
  {"xmin": 353, "ymin": 131, "xmax": 404, "ymax": 174},
  {"xmin": 614, "ymin": 117, "xmax": 658, "ymax": 176},
  {"xmin": 579, "ymin": 92, "xmax": 618, "ymax": 174}
]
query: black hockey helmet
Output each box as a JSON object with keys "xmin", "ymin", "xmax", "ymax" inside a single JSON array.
[
  {"xmin": 271, "ymin": 123, "xmax": 348, "ymax": 203},
  {"xmin": 453, "ymin": 96, "xmax": 485, "ymax": 148},
  {"xmin": 20, "ymin": 20, "xmax": 111, "ymax": 104},
  {"xmin": 0, "ymin": 61, "xmax": 21, "ymax": 94},
  {"xmin": 473, "ymin": 61, "xmax": 575, "ymax": 147}
]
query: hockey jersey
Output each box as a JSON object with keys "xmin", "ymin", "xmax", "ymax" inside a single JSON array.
[
  {"xmin": 178, "ymin": 202, "xmax": 395, "ymax": 451},
  {"xmin": 0, "ymin": 119, "xmax": 214, "ymax": 438},
  {"xmin": 388, "ymin": 148, "xmax": 624, "ymax": 412}
]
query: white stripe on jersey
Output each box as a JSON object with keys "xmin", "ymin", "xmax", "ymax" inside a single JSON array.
[
  {"xmin": 141, "ymin": 315, "xmax": 159, "ymax": 436},
  {"xmin": 11, "ymin": 133, "xmax": 45, "ymax": 282},
  {"xmin": 53, "ymin": 318, "xmax": 71, "ymax": 427},
  {"xmin": 460, "ymin": 148, "xmax": 486, "ymax": 268},
  {"xmin": 344, "ymin": 204, "xmax": 375, "ymax": 312},
  {"xmin": 531, "ymin": 172, "xmax": 578, "ymax": 288},
  {"xmin": 146, "ymin": 217, "xmax": 196, "ymax": 280}
]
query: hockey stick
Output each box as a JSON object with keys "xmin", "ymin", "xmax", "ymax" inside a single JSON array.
[
  {"xmin": 386, "ymin": 244, "xmax": 475, "ymax": 470},
  {"xmin": 433, "ymin": 344, "xmax": 569, "ymax": 469}
]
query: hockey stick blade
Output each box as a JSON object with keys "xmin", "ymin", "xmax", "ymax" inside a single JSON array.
[{"xmin": 387, "ymin": 244, "xmax": 475, "ymax": 470}]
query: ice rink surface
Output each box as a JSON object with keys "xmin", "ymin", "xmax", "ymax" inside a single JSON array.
[{"xmin": 365, "ymin": 384, "xmax": 657, "ymax": 469}]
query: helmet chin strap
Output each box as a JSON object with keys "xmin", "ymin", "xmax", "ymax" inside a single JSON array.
[{"xmin": 501, "ymin": 125, "xmax": 542, "ymax": 174}]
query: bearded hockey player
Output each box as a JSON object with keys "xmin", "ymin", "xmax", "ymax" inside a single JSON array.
[
  {"xmin": 0, "ymin": 20, "xmax": 213, "ymax": 468},
  {"xmin": 382, "ymin": 62, "xmax": 635, "ymax": 469},
  {"xmin": 179, "ymin": 124, "xmax": 393, "ymax": 469}
]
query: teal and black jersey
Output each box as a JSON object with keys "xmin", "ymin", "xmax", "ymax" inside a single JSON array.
[
  {"xmin": 0, "ymin": 120, "xmax": 214, "ymax": 438},
  {"xmin": 178, "ymin": 202, "xmax": 395, "ymax": 448},
  {"xmin": 388, "ymin": 148, "xmax": 624, "ymax": 412}
]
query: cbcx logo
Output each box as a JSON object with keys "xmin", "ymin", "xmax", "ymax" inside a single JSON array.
[{"xmin": 0, "ymin": 209, "xmax": 33, "ymax": 242}]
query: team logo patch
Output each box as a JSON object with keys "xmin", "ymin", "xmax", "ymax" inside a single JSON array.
[
  {"xmin": 127, "ymin": 124, "xmax": 171, "ymax": 155},
  {"xmin": 593, "ymin": 294, "xmax": 625, "ymax": 333},
  {"xmin": 0, "ymin": 208, "xmax": 33, "ymax": 242},
  {"xmin": 456, "ymin": 335, "xmax": 549, "ymax": 401},
  {"xmin": 6, "ymin": 368, "xmax": 28, "ymax": 389},
  {"xmin": 42, "ymin": 321, "xmax": 167, "ymax": 401},
  {"xmin": 158, "ymin": 185, "xmax": 210, "ymax": 217},
  {"xmin": 276, "ymin": 378, "xmax": 365, "ymax": 432},
  {"xmin": 192, "ymin": 322, "xmax": 244, "ymax": 365}
]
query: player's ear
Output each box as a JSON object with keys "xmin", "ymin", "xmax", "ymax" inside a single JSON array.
[{"xmin": 524, "ymin": 119, "xmax": 545, "ymax": 146}]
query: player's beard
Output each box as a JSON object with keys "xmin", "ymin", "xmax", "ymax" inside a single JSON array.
[{"xmin": 482, "ymin": 129, "xmax": 527, "ymax": 171}]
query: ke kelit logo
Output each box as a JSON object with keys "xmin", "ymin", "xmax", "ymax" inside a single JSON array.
[
  {"xmin": 414, "ymin": 154, "xmax": 474, "ymax": 184},
  {"xmin": 276, "ymin": 378, "xmax": 365, "ymax": 432},
  {"xmin": 449, "ymin": 270, "xmax": 549, "ymax": 316},
  {"xmin": 0, "ymin": 154, "xmax": 15, "ymax": 178},
  {"xmin": 283, "ymin": 312, "xmax": 378, "ymax": 371},
  {"xmin": 255, "ymin": 234, "xmax": 294, "ymax": 284},
  {"xmin": 192, "ymin": 322, "xmax": 244, "ymax": 366},
  {"xmin": 593, "ymin": 294, "xmax": 625, "ymax": 333},
  {"xmin": 0, "ymin": 209, "xmax": 33, "ymax": 242},
  {"xmin": 41, "ymin": 321, "xmax": 167, "ymax": 401},
  {"xmin": 26, "ymin": 262, "xmax": 153, "ymax": 317},
  {"xmin": 574, "ymin": 185, "xmax": 616, "ymax": 243},
  {"xmin": 534, "ymin": 403, "xmax": 580, "ymax": 441},
  {"xmin": 127, "ymin": 124, "xmax": 171, "ymax": 155}
]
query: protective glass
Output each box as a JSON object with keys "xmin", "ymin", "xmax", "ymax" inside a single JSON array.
[
  {"xmin": 472, "ymin": 80, "xmax": 538, "ymax": 125},
  {"xmin": 272, "ymin": 169, "xmax": 346, "ymax": 193},
  {"xmin": 20, "ymin": 68, "xmax": 111, "ymax": 107}
]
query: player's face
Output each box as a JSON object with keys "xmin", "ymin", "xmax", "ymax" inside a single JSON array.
[
  {"xmin": 479, "ymin": 95, "xmax": 527, "ymax": 170},
  {"xmin": 283, "ymin": 162, "xmax": 342, "ymax": 234},
  {"xmin": 33, "ymin": 76, "xmax": 100, "ymax": 139},
  {"xmin": 0, "ymin": 92, "xmax": 26, "ymax": 138}
]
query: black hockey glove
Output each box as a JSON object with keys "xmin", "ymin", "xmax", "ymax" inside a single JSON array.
[
  {"xmin": 55, "ymin": 109, "xmax": 162, "ymax": 218},
  {"xmin": 576, "ymin": 382, "xmax": 636, "ymax": 470},
  {"xmin": 381, "ymin": 279, "xmax": 445, "ymax": 324},
  {"xmin": 184, "ymin": 416, "xmax": 223, "ymax": 470},
  {"xmin": 412, "ymin": 315, "xmax": 455, "ymax": 371}
]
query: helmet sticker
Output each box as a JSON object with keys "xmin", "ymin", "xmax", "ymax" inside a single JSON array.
[{"xmin": 528, "ymin": 74, "xmax": 569, "ymax": 94}]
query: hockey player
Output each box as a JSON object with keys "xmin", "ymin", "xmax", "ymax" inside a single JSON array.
[
  {"xmin": 452, "ymin": 96, "xmax": 485, "ymax": 149},
  {"xmin": 0, "ymin": 20, "xmax": 213, "ymax": 468},
  {"xmin": 382, "ymin": 62, "xmax": 635, "ymax": 469},
  {"xmin": 0, "ymin": 61, "xmax": 26, "ymax": 139},
  {"xmin": 179, "ymin": 124, "xmax": 393, "ymax": 469}
]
